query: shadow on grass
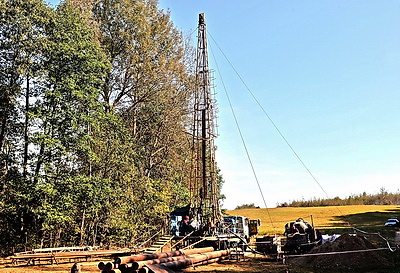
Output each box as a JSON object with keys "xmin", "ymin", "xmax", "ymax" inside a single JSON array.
[
  {"xmin": 320, "ymin": 207, "xmax": 400, "ymax": 241},
  {"xmin": 336, "ymin": 208, "xmax": 400, "ymax": 228}
]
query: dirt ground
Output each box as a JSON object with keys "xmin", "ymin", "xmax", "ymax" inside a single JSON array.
[
  {"xmin": 0, "ymin": 249, "xmax": 398, "ymax": 273},
  {"xmin": 181, "ymin": 257, "xmax": 289, "ymax": 273},
  {"xmin": 0, "ymin": 257, "xmax": 289, "ymax": 273}
]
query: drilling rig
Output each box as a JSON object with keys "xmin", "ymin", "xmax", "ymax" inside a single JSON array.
[
  {"xmin": 189, "ymin": 12, "xmax": 221, "ymax": 228},
  {"xmin": 169, "ymin": 14, "xmax": 259, "ymax": 250},
  {"xmin": 170, "ymin": 13, "xmax": 221, "ymax": 238}
]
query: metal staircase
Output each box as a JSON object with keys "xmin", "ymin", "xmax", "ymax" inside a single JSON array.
[{"xmin": 142, "ymin": 235, "xmax": 174, "ymax": 254}]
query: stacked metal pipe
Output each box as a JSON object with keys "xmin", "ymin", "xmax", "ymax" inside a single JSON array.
[{"xmin": 98, "ymin": 247, "xmax": 229, "ymax": 273}]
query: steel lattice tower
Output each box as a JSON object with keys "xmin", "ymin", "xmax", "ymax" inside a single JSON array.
[{"xmin": 190, "ymin": 13, "xmax": 221, "ymax": 225}]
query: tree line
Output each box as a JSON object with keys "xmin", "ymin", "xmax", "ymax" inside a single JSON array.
[
  {"xmin": 278, "ymin": 188, "xmax": 400, "ymax": 207},
  {"xmin": 0, "ymin": 0, "xmax": 196, "ymax": 255},
  {"xmin": 234, "ymin": 203, "xmax": 260, "ymax": 210}
]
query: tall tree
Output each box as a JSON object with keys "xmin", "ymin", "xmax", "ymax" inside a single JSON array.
[
  {"xmin": 0, "ymin": 0, "xmax": 51, "ymax": 173},
  {"xmin": 0, "ymin": 0, "xmax": 198, "ymax": 253},
  {"xmin": 92, "ymin": 0, "xmax": 193, "ymax": 184},
  {"xmin": 31, "ymin": 0, "xmax": 109, "ymax": 247},
  {"xmin": 88, "ymin": 0, "xmax": 195, "ymax": 239},
  {"xmin": 0, "ymin": 0, "xmax": 52, "ymax": 253}
]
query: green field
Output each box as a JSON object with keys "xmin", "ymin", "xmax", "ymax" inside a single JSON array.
[{"xmin": 226, "ymin": 205, "xmax": 400, "ymax": 237}]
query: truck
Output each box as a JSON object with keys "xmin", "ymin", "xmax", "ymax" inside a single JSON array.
[{"xmin": 223, "ymin": 216, "xmax": 260, "ymax": 242}]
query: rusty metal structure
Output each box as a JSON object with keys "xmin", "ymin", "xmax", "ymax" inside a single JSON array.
[{"xmin": 189, "ymin": 13, "xmax": 221, "ymax": 225}]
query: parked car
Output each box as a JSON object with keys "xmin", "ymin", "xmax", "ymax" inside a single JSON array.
[{"xmin": 384, "ymin": 218, "xmax": 400, "ymax": 227}]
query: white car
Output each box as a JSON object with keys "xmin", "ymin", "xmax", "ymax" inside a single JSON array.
[{"xmin": 384, "ymin": 218, "xmax": 400, "ymax": 227}]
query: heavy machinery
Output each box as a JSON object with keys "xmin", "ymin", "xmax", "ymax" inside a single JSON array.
[
  {"xmin": 254, "ymin": 218, "xmax": 319, "ymax": 256},
  {"xmin": 169, "ymin": 13, "xmax": 220, "ymax": 240},
  {"xmin": 282, "ymin": 218, "xmax": 317, "ymax": 253},
  {"xmin": 168, "ymin": 14, "xmax": 259, "ymax": 250},
  {"xmin": 255, "ymin": 235, "xmax": 281, "ymax": 255},
  {"xmin": 189, "ymin": 12, "xmax": 220, "ymax": 228},
  {"xmin": 223, "ymin": 216, "xmax": 260, "ymax": 243}
]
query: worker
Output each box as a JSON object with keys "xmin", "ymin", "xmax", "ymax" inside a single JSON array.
[
  {"xmin": 161, "ymin": 217, "xmax": 168, "ymax": 234},
  {"xmin": 179, "ymin": 215, "xmax": 190, "ymax": 235},
  {"xmin": 205, "ymin": 217, "xmax": 216, "ymax": 235},
  {"xmin": 315, "ymin": 229, "xmax": 323, "ymax": 245},
  {"xmin": 296, "ymin": 221, "xmax": 307, "ymax": 233}
]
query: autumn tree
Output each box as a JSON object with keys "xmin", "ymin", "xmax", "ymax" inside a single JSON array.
[
  {"xmin": 89, "ymin": 0, "xmax": 194, "ymax": 238},
  {"xmin": 31, "ymin": 0, "xmax": 110, "ymax": 247},
  {"xmin": 0, "ymin": 0, "xmax": 53, "ymax": 253},
  {"xmin": 0, "ymin": 0, "xmax": 198, "ymax": 253}
]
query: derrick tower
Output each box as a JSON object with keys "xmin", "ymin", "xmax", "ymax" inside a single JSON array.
[{"xmin": 190, "ymin": 13, "xmax": 221, "ymax": 225}]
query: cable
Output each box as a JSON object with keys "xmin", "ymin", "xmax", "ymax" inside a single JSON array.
[
  {"xmin": 284, "ymin": 248, "xmax": 391, "ymax": 258},
  {"xmin": 353, "ymin": 227, "xmax": 396, "ymax": 252},
  {"xmin": 208, "ymin": 36, "xmax": 276, "ymax": 232},
  {"xmin": 207, "ymin": 30, "xmax": 355, "ymax": 228},
  {"xmin": 208, "ymin": 32, "xmax": 329, "ymax": 200}
]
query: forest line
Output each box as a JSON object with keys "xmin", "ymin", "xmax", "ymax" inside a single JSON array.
[
  {"xmin": 0, "ymin": 0, "xmax": 196, "ymax": 255},
  {"xmin": 278, "ymin": 188, "xmax": 400, "ymax": 207}
]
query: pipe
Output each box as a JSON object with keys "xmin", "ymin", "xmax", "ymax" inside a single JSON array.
[
  {"xmin": 132, "ymin": 248, "xmax": 215, "ymax": 271},
  {"xmin": 156, "ymin": 250, "xmax": 229, "ymax": 269},
  {"xmin": 112, "ymin": 246, "xmax": 215, "ymax": 271},
  {"xmin": 180, "ymin": 247, "xmax": 214, "ymax": 255},
  {"xmin": 132, "ymin": 255, "xmax": 188, "ymax": 270}
]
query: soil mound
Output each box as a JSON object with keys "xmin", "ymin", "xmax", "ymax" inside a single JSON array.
[{"xmin": 288, "ymin": 233, "xmax": 394, "ymax": 271}]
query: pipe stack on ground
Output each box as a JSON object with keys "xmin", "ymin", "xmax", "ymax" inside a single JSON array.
[
  {"xmin": 138, "ymin": 257, "xmax": 223, "ymax": 273},
  {"xmin": 98, "ymin": 261, "xmax": 116, "ymax": 273},
  {"xmin": 150, "ymin": 250, "xmax": 229, "ymax": 270},
  {"xmin": 132, "ymin": 255, "xmax": 191, "ymax": 270},
  {"xmin": 119, "ymin": 250, "xmax": 181, "ymax": 264},
  {"xmin": 101, "ymin": 247, "xmax": 229, "ymax": 273}
]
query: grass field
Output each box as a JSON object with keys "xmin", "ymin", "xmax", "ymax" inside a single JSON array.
[{"xmin": 226, "ymin": 205, "xmax": 400, "ymax": 237}]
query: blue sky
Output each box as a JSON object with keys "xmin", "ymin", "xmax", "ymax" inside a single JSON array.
[{"xmin": 48, "ymin": 0, "xmax": 400, "ymax": 209}]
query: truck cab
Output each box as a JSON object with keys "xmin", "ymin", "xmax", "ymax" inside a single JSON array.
[{"xmin": 223, "ymin": 215, "xmax": 251, "ymax": 242}]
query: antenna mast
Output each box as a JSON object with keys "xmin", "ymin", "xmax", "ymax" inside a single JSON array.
[{"xmin": 190, "ymin": 13, "xmax": 221, "ymax": 224}]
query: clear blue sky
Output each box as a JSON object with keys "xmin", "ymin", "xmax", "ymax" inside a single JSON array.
[{"xmin": 49, "ymin": 0, "xmax": 400, "ymax": 209}]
